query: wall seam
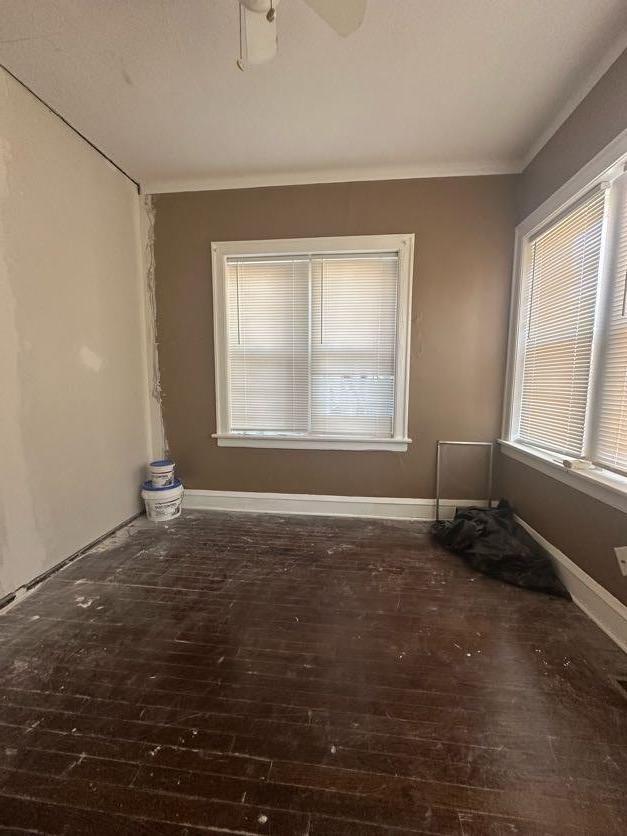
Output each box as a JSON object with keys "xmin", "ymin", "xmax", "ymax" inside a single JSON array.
[{"xmin": 0, "ymin": 62, "xmax": 139, "ymax": 192}]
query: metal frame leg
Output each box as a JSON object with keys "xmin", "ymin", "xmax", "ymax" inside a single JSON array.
[{"xmin": 435, "ymin": 441, "xmax": 494, "ymax": 522}]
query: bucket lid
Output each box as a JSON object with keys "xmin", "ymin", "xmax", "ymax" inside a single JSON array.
[
  {"xmin": 142, "ymin": 478, "xmax": 182, "ymax": 492},
  {"xmin": 150, "ymin": 459, "xmax": 174, "ymax": 468}
]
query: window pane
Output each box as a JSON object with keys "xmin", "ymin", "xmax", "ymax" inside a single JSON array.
[
  {"xmin": 226, "ymin": 257, "xmax": 309, "ymax": 433},
  {"xmin": 595, "ymin": 176, "xmax": 627, "ymax": 474},
  {"xmin": 517, "ymin": 190, "xmax": 606, "ymax": 456},
  {"xmin": 310, "ymin": 255, "xmax": 398, "ymax": 437},
  {"xmin": 224, "ymin": 250, "xmax": 400, "ymax": 439}
]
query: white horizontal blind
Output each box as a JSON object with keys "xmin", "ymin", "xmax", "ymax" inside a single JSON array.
[
  {"xmin": 517, "ymin": 189, "xmax": 606, "ymax": 456},
  {"xmin": 595, "ymin": 174, "xmax": 627, "ymax": 473},
  {"xmin": 310, "ymin": 254, "xmax": 399, "ymax": 437},
  {"xmin": 226, "ymin": 256, "xmax": 309, "ymax": 433},
  {"xmin": 225, "ymin": 251, "xmax": 400, "ymax": 438}
]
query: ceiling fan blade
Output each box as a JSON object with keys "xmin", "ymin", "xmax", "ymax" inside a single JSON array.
[
  {"xmin": 238, "ymin": 3, "xmax": 278, "ymax": 67},
  {"xmin": 302, "ymin": 0, "xmax": 366, "ymax": 36}
]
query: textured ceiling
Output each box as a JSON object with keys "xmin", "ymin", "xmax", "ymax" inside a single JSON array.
[{"xmin": 1, "ymin": 0, "xmax": 626, "ymax": 192}]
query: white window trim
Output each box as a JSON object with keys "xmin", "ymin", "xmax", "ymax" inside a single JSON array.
[
  {"xmin": 499, "ymin": 439, "xmax": 627, "ymax": 514},
  {"xmin": 501, "ymin": 127, "xmax": 627, "ymax": 511},
  {"xmin": 211, "ymin": 234, "xmax": 414, "ymax": 451}
]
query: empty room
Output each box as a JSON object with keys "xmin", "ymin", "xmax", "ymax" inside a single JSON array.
[{"xmin": 1, "ymin": 1, "xmax": 627, "ymax": 833}]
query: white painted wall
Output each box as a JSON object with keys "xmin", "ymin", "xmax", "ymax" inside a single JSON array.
[{"xmin": 0, "ymin": 68, "xmax": 151, "ymax": 598}]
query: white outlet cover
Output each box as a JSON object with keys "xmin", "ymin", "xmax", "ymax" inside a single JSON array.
[{"xmin": 615, "ymin": 546, "xmax": 627, "ymax": 576}]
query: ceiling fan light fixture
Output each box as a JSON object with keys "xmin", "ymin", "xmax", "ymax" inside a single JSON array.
[
  {"xmin": 235, "ymin": 0, "xmax": 367, "ymax": 70},
  {"xmin": 237, "ymin": 0, "xmax": 280, "ymax": 70}
]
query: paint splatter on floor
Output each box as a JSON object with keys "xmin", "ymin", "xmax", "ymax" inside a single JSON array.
[{"xmin": 0, "ymin": 510, "xmax": 624, "ymax": 834}]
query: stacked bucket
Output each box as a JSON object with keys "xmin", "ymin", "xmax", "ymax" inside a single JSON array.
[{"xmin": 141, "ymin": 460, "xmax": 184, "ymax": 522}]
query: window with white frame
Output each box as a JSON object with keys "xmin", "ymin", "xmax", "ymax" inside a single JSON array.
[
  {"xmin": 211, "ymin": 235, "xmax": 414, "ymax": 451},
  {"xmin": 505, "ymin": 157, "xmax": 627, "ymax": 487}
]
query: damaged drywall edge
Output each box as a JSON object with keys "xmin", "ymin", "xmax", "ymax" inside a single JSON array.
[
  {"xmin": 139, "ymin": 194, "xmax": 168, "ymax": 460},
  {"xmin": 0, "ymin": 512, "xmax": 142, "ymax": 616},
  {"xmin": 0, "ymin": 79, "xmax": 49, "ymax": 597}
]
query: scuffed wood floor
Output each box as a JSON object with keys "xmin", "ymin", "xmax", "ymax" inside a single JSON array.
[{"xmin": 0, "ymin": 511, "xmax": 625, "ymax": 835}]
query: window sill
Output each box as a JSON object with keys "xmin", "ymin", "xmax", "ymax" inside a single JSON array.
[
  {"xmin": 213, "ymin": 433, "xmax": 411, "ymax": 452},
  {"xmin": 498, "ymin": 439, "xmax": 627, "ymax": 514}
]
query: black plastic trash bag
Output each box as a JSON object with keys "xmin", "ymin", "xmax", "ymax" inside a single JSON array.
[{"xmin": 431, "ymin": 500, "xmax": 570, "ymax": 598}]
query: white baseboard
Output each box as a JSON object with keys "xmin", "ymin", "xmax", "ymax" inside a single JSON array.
[
  {"xmin": 181, "ymin": 490, "xmax": 626, "ymax": 652},
  {"xmin": 183, "ymin": 489, "xmax": 489, "ymax": 521},
  {"xmin": 182, "ymin": 490, "xmax": 626, "ymax": 652},
  {"xmin": 516, "ymin": 516, "xmax": 627, "ymax": 654}
]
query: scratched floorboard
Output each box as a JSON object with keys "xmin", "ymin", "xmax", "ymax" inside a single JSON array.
[{"xmin": 0, "ymin": 511, "xmax": 625, "ymax": 835}]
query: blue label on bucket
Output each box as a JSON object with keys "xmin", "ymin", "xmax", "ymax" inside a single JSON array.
[{"xmin": 142, "ymin": 478, "xmax": 182, "ymax": 492}]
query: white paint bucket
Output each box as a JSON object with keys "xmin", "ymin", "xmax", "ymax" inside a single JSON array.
[
  {"xmin": 149, "ymin": 459, "xmax": 175, "ymax": 487},
  {"xmin": 142, "ymin": 479, "xmax": 184, "ymax": 522}
]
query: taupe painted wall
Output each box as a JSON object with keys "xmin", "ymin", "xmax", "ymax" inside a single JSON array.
[
  {"xmin": 498, "ymin": 49, "xmax": 627, "ymax": 603},
  {"xmin": 518, "ymin": 48, "xmax": 627, "ymax": 221},
  {"xmin": 154, "ymin": 176, "xmax": 516, "ymax": 498},
  {"xmin": 0, "ymin": 68, "xmax": 150, "ymax": 598},
  {"xmin": 497, "ymin": 457, "xmax": 627, "ymax": 606}
]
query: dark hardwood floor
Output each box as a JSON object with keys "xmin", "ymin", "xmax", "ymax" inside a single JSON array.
[{"xmin": 0, "ymin": 510, "xmax": 625, "ymax": 835}]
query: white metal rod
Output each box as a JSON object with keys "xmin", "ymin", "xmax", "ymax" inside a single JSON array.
[{"xmin": 434, "ymin": 440, "xmax": 495, "ymax": 521}]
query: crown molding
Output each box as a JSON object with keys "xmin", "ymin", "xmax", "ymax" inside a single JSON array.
[{"xmin": 142, "ymin": 160, "xmax": 518, "ymax": 195}]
